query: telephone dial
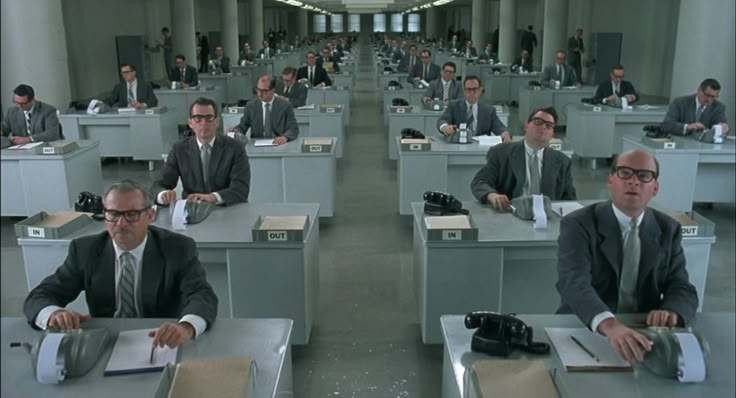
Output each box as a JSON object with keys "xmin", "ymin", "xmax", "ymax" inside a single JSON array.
[
  {"xmin": 423, "ymin": 191, "xmax": 469, "ymax": 216},
  {"xmin": 464, "ymin": 311, "xmax": 550, "ymax": 357},
  {"xmin": 74, "ymin": 191, "xmax": 105, "ymax": 220}
]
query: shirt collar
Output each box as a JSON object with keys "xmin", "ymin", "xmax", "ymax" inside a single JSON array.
[
  {"xmin": 696, "ymin": 96, "xmax": 706, "ymax": 109},
  {"xmin": 196, "ymin": 135, "xmax": 216, "ymax": 149},
  {"xmin": 112, "ymin": 234, "xmax": 148, "ymax": 263},
  {"xmin": 25, "ymin": 103, "xmax": 36, "ymax": 115},
  {"xmin": 262, "ymin": 98, "xmax": 274, "ymax": 106},
  {"xmin": 523, "ymin": 139, "xmax": 545, "ymax": 156},
  {"xmin": 127, "ymin": 79, "xmax": 137, "ymax": 87},
  {"xmin": 611, "ymin": 203, "xmax": 644, "ymax": 230}
]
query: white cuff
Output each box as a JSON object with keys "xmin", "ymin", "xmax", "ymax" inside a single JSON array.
[
  {"xmin": 35, "ymin": 305, "xmax": 63, "ymax": 330},
  {"xmin": 213, "ymin": 192, "xmax": 223, "ymax": 204},
  {"xmin": 156, "ymin": 190, "xmax": 168, "ymax": 205},
  {"xmin": 591, "ymin": 311, "xmax": 615, "ymax": 334},
  {"xmin": 439, "ymin": 123, "xmax": 449, "ymax": 133},
  {"xmin": 683, "ymin": 124, "xmax": 688, "ymax": 134},
  {"xmin": 179, "ymin": 314, "xmax": 207, "ymax": 338}
]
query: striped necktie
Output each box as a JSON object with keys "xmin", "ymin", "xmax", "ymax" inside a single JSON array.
[
  {"xmin": 116, "ymin": 252, "xmax": 138, "ymax": 318},
  {"xmin": 201, "ymin": 143, "xmax": 211, "ymax": 190},
  {"xmin": 695, "ymin": 105, "xmax": 705, "ymax": 122},
  {"xmin": 127, "ymin": 84, "xmax": 135, "ymax": 106},
  {"xmin": 24, "ymin": 111, "xmax": 31, "ymax": 135},
  {"xmin": 264, "ymin": 103, "xmax": 273, "ymax": 137},
  {"xmin": 466, "ymin": 104, "xmax": 475, "ymax": 132}
]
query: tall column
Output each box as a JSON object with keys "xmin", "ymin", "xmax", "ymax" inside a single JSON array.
[
  {"xmin": 426, "ymin": 8, "xmax": 437, "ymax": 40},
  {"xmin": 250, "ymin": 0, "xmax": 264, "ymax": 45},
  {"xmin": 170, "ymin": 0, "xmax": 197, "ymax": 66},
  {"xmin": 541, "ymin": 0, "xmax": 568, "ymax": 68},
  {"xmin": 471, "ymin": 0, "xmax": 485, "ymax": 50},
  {"xmin": 670, "ymin": 0, "xmax": 734, "ymax": 124},
  {"xmin": 1, "ymin": 0, "xmax": 72, "ymax": 111},
  {"xmin": 221, "ymin": 0, "xmax": 239, "ymax": 59},
  {"xmin": 298, "ymin": 9, "xmax": 308, "ymax": 39},
  {"xmin": 498, "ymin": 0, "xmax": 517, "ymax": 63}
]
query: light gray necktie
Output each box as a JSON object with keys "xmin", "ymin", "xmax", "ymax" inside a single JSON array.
[
  {"xmin": 127, "ymin": 84, "xmax": 135, "ymax": 106},
  {"xmin": 264, "ymin": 103, "xmax": 273, "ymax": 137},
  {"xmin": 201, "ymin": 143, "xmax": 211, "ymax": 190},
  {"xmin": 24, "ymin": 111, "xmax": 31, "ymax": 135},
  {"xmin": 285, "ymin": 84, "xmax": 290, "ymax": 95},
  {"xmin": 618, "ymin": 218, "xmax": 640, "ymax": 313},
  {"xmin": 181, "ymin": 68, "xmax": 186, "ymax": 79},
  {"xmin": 529, "ymin": 151, "xmax": 541, "ymax": 195},
  {"xmin": 443, "ymin": 81, "xmax": 450, "ymax": 101},
  {"xmin": 410, "ymin": 56, "xmax": 415, "ymax": 67},
  {"xmin": 695, "ymin": 105, "xmax": 705, "ymax": 122},
  {"xmin": 466, "ymin": 104, "xmax": 475, "ymax": 132},
  {"xmin": 116, "ymin": 252, "xmax": 138, "ymax": 318}
]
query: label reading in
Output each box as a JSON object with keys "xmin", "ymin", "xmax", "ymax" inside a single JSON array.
[
  {"xmin": 28, "ymin": 227, "xmax": 46, "ymax": 238},
  {"xmin": 442, "ymin": 230, "xmax": 462, "ymax": 240}
]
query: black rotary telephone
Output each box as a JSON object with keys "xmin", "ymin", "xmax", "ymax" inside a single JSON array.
[
  {"xmin": 423, "ymin": 191, "xmax": 469, "ymax": 216},
  {"xmin": 392, "ymin": 97, "xmax": 410, "ymax": 107},
  {"xmin": 464, "ymin": 311, "xmax": 550, "ymax": 357},
  {"xmin": 401, "ymin": 128, "xmax": 425, "ymax": 139},
  {"xmin": 388, "ymin": 80, "xmax": 404, "ymax": 90},
  {"xmin": 644, "ymin": 124, "xmax": 670, "ymax": 139},
  {"xmin": 74, "ymin": 192, "xmax": 105, "ymax": 220}
]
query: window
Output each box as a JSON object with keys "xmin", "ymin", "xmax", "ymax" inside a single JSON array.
[
  {"xmin": 390, "ymin": 13, "xmax": 403, "ymax": 32},
  {"xmin": 313, "ymin": 14, "xmax": 326, "ymax": 33},
  {"xmin": 349, "ymin": 14, "xmax": 360, "ymax": 32},
  {"xmin": 407, "ymin": 14, "xmax": 420, "ymax": 33},
  {"xmin": 373, "ymin": 14, "xmax": 386, "ymax": 32},
  {"xmin": 331, "ymin": 14, "xmax": 344, "ymax": 33}
]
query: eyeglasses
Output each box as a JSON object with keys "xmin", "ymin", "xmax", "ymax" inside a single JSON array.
[
  {"xmin": 700, "ymin": 90, "xmax": 719, "ymax": 99},
  {"xmin": 121, "ymin": 70, "xmax": 134, "ymax": 74},
  {"xmin": 614, "ymin": 166, "xmax": 657, "ymax": 183},
  {"xmin": 13, "ymin": 98, "xmax": 31, "ymax": 106},
  {"xmin": 256, "ymin": 88, "xmax": 274, "ymax": 94},
  {"xmin": 443, "ymin": 69, "xmax": 455, "ymax": 74},
  {"xmin": 464, "ymin": 87, "xmax": 481, "ymax": 92},
  {"xmin": 190, "ymin": 114, "xmax": 217, "ymax": 122},
  {"xmin": 104, "ymin": 207, "xmax": 151, "ymax": 222},
  {"xmin": 530, "ymin": 117, "xmax": 555, "ymax": 130}
]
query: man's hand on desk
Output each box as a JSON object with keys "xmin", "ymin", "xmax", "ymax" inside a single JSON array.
[
  {"xmin": 646, "ymin": 309, "xmax": 679, "ymax": 327},
  {"xmin": 187, "ymin": 193, "xmax": 217, "ymax": 203},
  {"xmin": 721, "ymin": 122, "xmax": 730, "ymax": 135},
  {"xmin": 422, "ymin": 96, "xmax": 431, "ymax": 105},
  {"xmin": 597, "ymin": 317, "xmax": 652, "ymax": 364},
  {"xmin": 486, "ymin": 193, "xmax": 511, "ymax": 211},
  {"xmin": 227, "ymin": 126, "xmax": 239, "ymax": 133},
  {"xmin": 272, "ymin": 136, "xmax": 288, "ymax": 145},
  {"xmin": 131, "ymin": 101, "xmax": 147, "ymax": 110},
  {"xmin": 48, "ymin": 309, "xmax": 91, "ymax": 331},
  {"xmin": 441, "ymin": 124, "xmax": 458, "ymax": 136},
  {"xmin": 624, "ymin": 94, "xmax": 636, "ymax": 103},
  {"xmin": 149, "ymin": 321, "xmax": 194, "ymax": 349},
  {"xmin": 159, "ymin": 190, "xmax": 177, "ymax": 206},
  {"xmin": 10, "ymin": 136, "xmax": 32, "ymax": 145},
  {"xmin": 686, "ymin": 122, "xmax": 706, "ymax": 132}
]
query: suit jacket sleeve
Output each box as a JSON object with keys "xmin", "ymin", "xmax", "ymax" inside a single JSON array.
[
  {"xmin": 0, "ymin": 113, "xmax": 10, "ymax": 136},
  {"xmin": 541, "ymin": 66, "xmax": 552, "ymax": 82},
  {"xmin": 489, "ymin": 107, "xmax": 507, "ymax": 135},
  {"xmin": 659, "ymin": 224, "xmax": 698, "ymax": 324},
  {"xmin": 32, "ymin": 105, "xmax": 62, "ymax": 142},
  {"xmin": 141, "ymin": 82, "xmax": 159, "ymax": 107},
  {"xmin": 293, "ymin": 84, "xmax": 308, "ymax": 108},
  {"xmin": 622, "ymin": 81, "xmax": 638, "ymax": 103},
  {"xmin": 557, "ymin": 153, "xmax": 577, "ymax": 200},
  {"xmin": 221, "ymin": 57, "xmax": 231, "ymax": 73},
  {"xmin": 407, "ymin": 65, "xmax": 418, "ymax": 83},
  {"xmin": 217, "ymin": 142, "xmax": 251, "ymax": 204},
  {"xmin": 470, "ymin": 146, "xmax": 501, "ymax": 202},
  {"xmin": 237, "ymin": 105, "xmax": 253, "ymax": 133},
  {"xmin": 662, "ymin": 97, "xmax": 688, "ymax": 135},
  {"xmin": 436, "ymin": 102, "xmax": 456, "ymax": 133},
  {"xmin": 106, "ymin": 84, "xmax": 122, "ymax": 107},
  {"xmin": 322, "ymin": 69, "xmax": 332, "ymax": 86},
  {"xmin": 423, "ymin": 81, "xmax": 437, "ymax": 98},
  {"xmin": 281, "ymin": 103, "xmax": 299, "ymax": 141},
  {"xmin": 593, "ymin": 81, "xmax": 610, "ymax": 103},
  {"xmin": 175, "ymin": 236, "xmax": 219, "ymax": 328},
  {"xmin": 151, "ymin": 144, "xmax": 183, "ymax": 204},
  {"xmin": 189, "ymin": 67, "xmax": 199, "ymax": 86}
]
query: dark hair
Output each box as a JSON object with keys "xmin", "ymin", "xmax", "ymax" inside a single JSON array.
[
  {"xmin": 104, "ymin": 180, "xmax": 152, "ymax": 207},
  {"xmin": 610, "ymin": 65, "xmax": 624, "ymax": 73},
  {"xmin": 421, "ymin": 49, "xmax": 432, "ymax": 57},
  {"xmin": 463, "ymin": 75, "xmax": 482, "ymax": 87},
  {"xmin": 306, "ymin": 50, "xmax": 316, "ymax": 58},
  {"xmin": 282, "ymin": 66, "xmax": 297, "ymax": 76},
  {"xmin": 215, "ymin": 46, "xmax": 224, "ymax": 51},
  {"xmin": 700, "ymin": 78, "xmax": 721, "ymax": 92},
  {"xmin": 611, "ymin": 151, "xmax": 660, "ymax": 179},
  {"xmin": 13, "ymin": 84, "xmax": 35, "ymax": 100},
  {"xmin": 409, "ymin": 44, "xmax": 417, "ymax": 50},
  {"xmin": 322, "ymin": 46, "xmax": 331, "ymax": 53},
  {"xmin": 161, "ymin": 27, "xmax": 170, "ymax": 33},
  {"xmin": 175, "ymin": 54, "xmax": 186, "ymax": 61},
  {"xmin": 120, "ymin": 64, "xmax": 137, "ymax": 72},
  {"xmin": 258, "ymin": 74, "xmax": 276, "ymax": 89},
  {"xmin": 527, "ymin": 107, "xmax": 559, "ymax": 124},
  {"xmin": 442, "ymin": 62, "xmax": 457, "ymax": 72},
  {"xmin": 576, "ymin": 28, "xmax": 583, "ymax": 34},
  {"xmin": 189, "ymin": 97, "xmax": 219, "ymax": 117}
]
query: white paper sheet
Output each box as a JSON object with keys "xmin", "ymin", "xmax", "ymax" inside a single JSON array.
[
  {"xmin": 472, "ymin": 136, "xmax": 502, "ymax": 146},
  {"xmin": 545, "ymin": 328, "xmax": 630, "ymax": 371},
  {"xmin": 296, "ymin": 104, "xmax": 316, "ymax": 110},
  {"xmin": 551, "ymin": 201, "xmax": 584, "ymax": 217},
  {"xmin": 253, "ymin": 139, "xmax": 277, "ymax": 147},
  {"xmin": 105, "ymin": 329, "xmax": 178, "ymax": 376},
  {"xmin": 532, "ymin": 194, "xmax": 548, "ymax": 229},
  {"xmin": 172, "ymin": 200, "xmax": 187, "ymax": 230},
  {"xmin": 9, "ymin": 142, "xmax": 45, "ymax": 150}
]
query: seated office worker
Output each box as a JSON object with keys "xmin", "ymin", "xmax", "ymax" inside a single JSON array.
[
  {"xmin": 593, "ymin": 65, "xmax": 638, "ymax": 105},
  {"xmin": 153, "ymin": 97, "xmax": 250, "ymax": 205},
  {"xmin": 276, "ymin": 67, "xmax": 308, "ymax": 108},
  {"xmin": 170, "ymin": 54, "xmax": 199, "ymax": 88},
  {"xmin": 1, "ymin": 84, "xmax": 62, "ymax": 144},
  {"xmin": 470, "ymin": 107, "xmax": 576, "ymax": 210},
  {"xmin": 238, "ymin": 42, "xmax": 256, "ymax": 65},
  {"xmin": 541, "ymin": 51, "xmax": 581, "ymax": 88},
  {"xmin": 407, "ymin": 49, "xmax": 441, "ymax": 84},
  {"xmin": 318, "ymin": 46, "xmax": 340, "ymax": 73},
  {"xmin": 511, "ymin": 49, "xmax": 533, "ymax": 72},
  {"xmin": 661, "ymin": 78, "xmax": 729, "ymax": 136},
  {"xmin": 397, "ymin": 44, "xmax": 419, "ymax": 73},
  {"xmin": 231, "ymin": 75, "xmax": 299, "ymax": 145},
  {"xmin": 107, "ymin": 64, "xmax": 158, "ymax": 109},
  {"xmin": 423, "ymin": 61, "xmax": 463, "ymax": 106},
  {"xmin": 556, "ymin": 149, "xmax": 698, "ymax": 363},
  {"xmin": 296, "ymin": 51, "xmax": 332, "ymax": 87},
  {"xmin": 210, "ymin": 46, "xmax": 231, "ymax": 74},
  {"xmin": 23, "ymin": 180, "xmax": 219, "ymax": 349},
  {"xmin": 437, "ymin": 76, "xmax": 512, "ymax": 142}
]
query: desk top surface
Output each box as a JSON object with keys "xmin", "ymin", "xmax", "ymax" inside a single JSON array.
[
  {"xmin": 1, "ymin": 140, "xmax": 99, "ymax": 160},
  {"xmin": 571, "ymin": 103, "xmax": 669, "ymax": 115},
  {"xmin": 442, "ymin": 313, "xmax": 735, "ymax": 398},
  {"xmin": 59, "ymin": 109, "xmax": 172, "ymax": 118},
  {"xmin": 388, "ymin": 106, "xmax": 509, "ymax": 117},
  {"xmin": 154, "ymin": 86, "xmax": 219, "ymax": 94},
  {"xmin": 246, "ymin": 137, "xmax": 336, "ymax": 157},
  {"xmin": 222, "ymin": 107, "xmax": 343, "ymax": 117},
  {"xmin": 18, "ymin": 203, "xmax": 320, "ymax": 247},
  {"xmin": 198, "ymin": 73, "xmax": 244, "ymax": 80},
  {"xmin": 624, "ymin": 135, "xmax": 736, "ymax": 155},
  {"xmin": 1, "ymin": 317, "xmax": 292, "ymax": 398},
  {"xmin": 520, "ymin": 86, "xmax": 596, "ymax": 94}
]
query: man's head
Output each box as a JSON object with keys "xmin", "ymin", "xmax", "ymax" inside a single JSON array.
[
  {"xmin": 175, "ymin": 54, "xmax": 188, "ymax": 68},
  {"xmin": 575, "ymin": 28, "xmax": 583, "ymax": 37},
  {"xmin": 188, "ymin": 97, "xmax": 219, "ymax": 143},
  {"xmin": 697, "ymin": 78, "xmax": 721, "ymax": 107},
  {"xmin": 608, "ymin": 149, "xmax": 660, "ymax": 217},
  {"xmin": 391, "ymin": 39, "xmax": 397, "ymax": 48},
  {"xmin": 263, "ymin": 40, "xmax": 270, "ymax": 48},
  {"xmin": 306, "ymin": 51, "xmax": 317, "ymax": 66},
  {"xmin": 409, "ymin": 44, "xmax": 418, "ymax": 56},
  {"xmin": 421, "ymin": 49, "xmax": 432, "ymax": 65},
  {"xmin": 321, "ymin": 47, "xmax": 332, "ymax": 59},
  {"xmin": 466, "ymin": 40, "xmax": 473, "ymax": 49},
  {"xmin": 555, "ymin": 50, "xmax": 567, "ymax": 65},
  {"xmin": 400, "ymin": 41, "xmax": 407, "ymax": 50},
  {"xmin": 161, "ymin": 27, "xmax": 170, "ymax": 37},
  {"xmin": 524, "ymin": 107, "xmax": 557, "ymax": 148},
  {"xmin": 256, "ymin": 75, "xmax": 276, "ymax": 103},
  {"xmin": 103, "ymin": 180, "xmax": 156, "ymax": 251},
  {"xmin": 442, "ymin": 62, "xmax": 456, "ymax": 82},
  {"xmin": 120, "ymin": 64, "xmax": 137, "ymax": 83},
  {"xmin": 610, "ymin": 65, "xmax": 625, "ymax": 85},
  {"xmin": 12, "ymin": 84, "xmax": 35, "ymax": 111},
  {"xmin": 528, "ymin": 25, "xmax": 534, "ymax": 31},
  {"xmin": 521, "ymin": 50, "xmax": 530, "ymax": 60},
  {"xmin": 463, "ymin": 76, "xmax": 482, "ymax": 104},
  {"xmin": 282, "ymin": 66, "xmax": 297, "ymax": 87},
  {"xmin": 214, "ymin": 46, "xmax": 224, "ymax": 58},
  {"xmin": 452, "ymin": 34, "xmax": 458, "ymax": 41},
  {"xmin": 485, "ymin": 43, "xmax": 494, "ymax": 52},
  {"xmin": 243, "ymin": 42, "xmax": 251, "ymax": 52}
]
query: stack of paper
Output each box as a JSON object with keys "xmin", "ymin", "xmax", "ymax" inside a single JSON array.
[
  {"xmin": 297, "ymin": 104, "xmax": 316, "ymax": 110},
  {"xmin": 468, "ymin": 360, "xmax": 559, "ymax": 398},
  {"xmin": 545, "ymin": 328, "xmax": 631, "ymax": 371},
  {"xmin": 253, "ymin": 139, "xmax": 277, "ymax": 147},
  {"xmin": 8, "ymin": 142, "xmax": 45, "ymax": 150},
  {"xmin": 472, "ymin": 136, "xmax": 503, "ymax": 146},
  {"xmin": 104, "ymin": 329, "xmax": 178, "ymax": 376}
]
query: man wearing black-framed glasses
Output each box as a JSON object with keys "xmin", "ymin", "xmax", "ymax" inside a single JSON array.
[
  {"xmin": 661, "ymin": 78, "xmax": 729, "ymax": 137},
  {"xmin": 556, "ymin": 149, "xmax": 698, "ymax": 365},
  {"xmin": 24, "ymin": 180, "xmax": 219, "ymax": 349},
  {"xmin": 1, "ymin": 84, "xmax": 62, "ymax": 144}
]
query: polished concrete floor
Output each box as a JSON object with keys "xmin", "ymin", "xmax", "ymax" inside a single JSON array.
[{"xmin": 1, "ymin": 38, "xmax": 734, "ymax": 397}]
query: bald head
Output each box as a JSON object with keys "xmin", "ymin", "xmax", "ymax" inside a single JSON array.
[{"xmin": 608, "ymin": 149, "xmax": 660, "ymax": 217}]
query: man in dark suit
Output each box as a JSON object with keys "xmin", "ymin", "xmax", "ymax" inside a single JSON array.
[
  {"xmin": 556, "ymin": 149, "xmax": 698, "ymax": 364},
  {"xmin": 210, "ymin": 46, "xmax": 231, "ymax": 73},
  {"xmin": 471, "ymin": 106, "xmax": 576, "ymax": 209},
  {"xmin": 407, "ymin": 49, "xmax": 441, "ymax": 84},
  {"xmin": 257, "ymin": 40, "xmax": 274, "ymax": 58},
  {"xmin": 196, "ymin": 32, "xmax": 210, "ymax": 73},
  {"xmin": 541, "ymin": 51, "xmax": 580, "ymax": 87},
  {"xmin": 448, "ymin": 34, "xmax": 460, "ymax": 52},
  {"xmin": 593, "ymin": 65, "xmax": 638, "ymax": 105},
  {"xmin": 153, "ymin": 97, "xmax": 250, "ymax": 205},
  {"xmin": 661, "ymin": 78, "xmax": 729, "ymax": 137},
  {"xmin": 511, "ymin": 50, "xmax": 533, "ymax": 72},
  {"xmin": 393, "ymin": 41, "xmax": 408, "ymax": 63},
  {"xmin": 422, "ymin": 62, "xmax": 463, "ymax": 106},
  {"xmin": 276, "ymin": 67, "xmax": 308, "ymax": 108},
  {"xmin": 437, "ymin": 76, "xmax": 511, "ymax": 141},
  {"xmin": 232, "ymin": 75, "xmax": 299, "ymax": 145},
  {"xmin": 1, "ymin": 84, "xmax": 62, "ymax": 144},
  {"xmin": 170, "ymin": 54, "xmax": 199, "ymax": 88},
  {"xmin": 520, "ymin": 25, "xmax": 538, "ymax": 58},
  {"xmin": 296, "ymin": 51, "xmax": 332, "ymax": 87},
  {"xmin": 107, "ymin": 64, "xmax": 158, "ymax": 109},
  {"xmin": 478, "ymin": 43, "xmax": 497, "ymax": 63},
  {"xmin": 567, "ymin": 28, "xmax": 584, "ymax": 84},
  {"xmin": 162, "ymin": 27, "xmax": 174, "ymax": 79},
  {"xmin": 23, "ymin": 180, "xmax": 219, "ymax": 349},
  {"xmin": 318, "ymin": 46, "xmax": 340, "ymax": 74},
  {"xmin": 462, "ymin": 40, "xmax": 478, "ymax": 58},
  {"xmin": 238, "ymin": 42, "xmax": 256, "ymax": 65},
  {"xmin": 397, "ymin": 44, "xmax": 419, "ymax": 73}
]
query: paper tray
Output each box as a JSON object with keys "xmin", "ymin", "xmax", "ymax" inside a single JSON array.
[
  {"xmin": 14, "ymin": 211, "xmax": 93, "ymax": 239},
  {"xmin": 155, "ymin": 358, "xmax": 257, "ymax": 398},
  {"xmin": 422, "ymin": 213, "xmax": 478, "ymax": 241},
  {"xmin": 252, "ymin": 215, "xmax": 310, "ymax": 242}
]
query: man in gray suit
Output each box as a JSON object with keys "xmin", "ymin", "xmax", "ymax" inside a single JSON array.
[
  {"xmin": 567, "ymin": 28, "xmax": 584, "ymax": 84},
  {"xmin": 1, "ymin": 84, "xmax": 62, "ymax": 144},
  {"xmin": 276, "ymin": 67, "xmax": 308, "ymax": 108},
  {"xmin": 541, "ymin": 51, "xmax": 581, "ymax": 88},
  {"xmin": 170, "ymin": 54, "xmax": 199, "ymax": 88},
  {"xmin": 462, "ymin": 40, "xmax": 478, "ymax": 58},
  {"xmin": 422, "ymin": 61, "xmax": 463, "ymax": 107},
  {"xmin": 24, "ymin": 180, "xmax": 219, "ymax": 349},
  {"xmin": 231, "ymin": 75, "xmax": 299, "ymax": 145},
  {"xmin": 153, "ymin": 97, "xmax": 250, "ymax": 206},
  {"xmin": 661, "ymin": 78, "xmax": 729, "ymax": 137},
  {"xmin": 210, "ymin": 46, "xmax": 231, "ymax": 74},
  {"xmin": 470, "ymin": 107, "xmax": 576, "ymax": 210},
  {"xmin": 556, "ymin": 149, "xmax": 698, "ymax": 364},
  {"xmin": 437, "ymin": 76, "xmax": 511, "ymax": 141},
  {"xmin": 107, "ymin": 64, "xmax": 158, "ymax": 109},
  {"xmin": 407, "ymin": 49, "xmax": 441, "ymax": 85},
  {"xmin": 397, "ymin": 44, "xmax": 419, "ymax": 73}
]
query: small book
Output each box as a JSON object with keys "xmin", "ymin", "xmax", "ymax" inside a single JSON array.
[{"xmin": 104, "ymin": 329, "xmax": 178, "ymax": 376}]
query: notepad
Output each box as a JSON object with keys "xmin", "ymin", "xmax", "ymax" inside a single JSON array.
[
  {"xmin": 8, "ymin": 142, "xmax": 45, "ymax": 150},
  {"xmin": 253, "ymin": 139, "xmax": 277, "ymax": 147},
  {"xmin": 104, "ymin": 329, "xmax": 178, "ymax": 376},
  {"xmin": 468, "ymin": 360, "xmax": 559, "ymax": 398},
  {"xmin": 296, "ymin": 104, "xmax": 316, "ymax": 110},
  {"xmin": 472, "ymin": 135, "xmax": 503, "ymax": 146},
  {"xmin": 545, "ymin": 328, "xmax": 631, "ymax": 372},
  {"xmin": 551, "ymin": 202, "xmax": 583, "ymax": 217}
]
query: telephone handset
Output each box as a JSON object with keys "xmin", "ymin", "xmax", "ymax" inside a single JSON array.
[
  {"xmin": 423, "ymin": 191, "xmax": 469, "ymax": 216},
  {"xmin": 464, "ymin": 311, "xmax": 550, "ymax": 357}
]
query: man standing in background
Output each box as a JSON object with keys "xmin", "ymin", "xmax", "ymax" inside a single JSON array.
[
  {"xmin": 520, "ymin": 25, "xmax": 538, "ymax": 59},
  {"xmin": 567, "ymin": 29, "xmax": 584, "ymax": 84},
  {"xmin": 161, "ymin": 27, "xmax": 173, "ymax": 80}
]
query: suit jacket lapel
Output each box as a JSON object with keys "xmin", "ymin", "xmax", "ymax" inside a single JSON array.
[
  {"xmin": 209, "ymin": 136, "xmax": 224, "ymax": 184},
  {"xmin": 94, "ymin": 239, "xmax": 117, "ymax": 315},
  {"xmin": 540, "ymin": 150, "xmax": 556, "ymax": 196},
  {"xmin": 637, "ymin": 209, "xmax": 661, "ymax": 292},
  {"xmin": 139, "ymin": 231, "xmax": 164, "ymax": 317},
  {"xmin": 510, "ymin": 141, "xmax": 526, "ymax": 197},
  {"xmin": 596, "ymin": 202, "xmax": 623, "ymax": 279}
]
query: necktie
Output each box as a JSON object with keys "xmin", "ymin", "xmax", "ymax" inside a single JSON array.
[
  {"xmin": 127, "ymin": 84, "xmax": 135, "ymax": 106},
  {"xmin": 529, "ymin": 151, "xmax": 541, "ymax": 195},
  {"xmin": 285, "ymin": 84, "xmax": 290, "ymax": 95},
  {"xmin": 309, "ymin": 67, "xmax": 314, "ymax": 84},
  {"xmin": 443, "ymin": 81, "xmax": 450, "ymax": 101},
  {"xmin": 181, "ymin": 68, "xmax": 186, "ymax": 79},
  {"xmin": 423, "ymin": 65, "xmax": 428, "ymax": 81},
  {"xmin": 264, "ymin": 103, "xmax": 273, "ymax": 137},
  {"xmin": 24, "ymin": 111, "xmax": 31, "ymax": 135},
  {"xmin": 201, "ymin": 143, "xmax": 211, "ymax": 190},
  {"xmin": 466, "ymin": 104, "xmax": 475, "ymax": 132},
  {"xmin": 410, "ymin": 56, "xmax": 415, "ymax": 67},
  {"xmin": 618, "ymin": 218, "xmax": 641, "ymax": 313},
  {"xmin": 615, "ymin": 84, "xmax": 620, "ymax": 96},
  {"xmin": 116, "ymin": 252, "xmax": 137, "ymax": 318},
  {"xmin": 557, "ymin": 65, "xmax": 561, "ymax": 79},
  {"xmin": 695, "ymin": 105, "xmax": 705, "ymax": 122}
]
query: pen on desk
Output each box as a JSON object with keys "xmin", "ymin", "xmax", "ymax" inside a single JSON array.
[
  {"xmin": 559, "ymin": 206, "xmax": 564, "ymax": 216},
  {"xmin": 570, "ymin": 335, "xmax": 599, "ymax": 362},
  {"xmin": 149, "ymin": 345, "xmax": 156, "ymax": 365}
]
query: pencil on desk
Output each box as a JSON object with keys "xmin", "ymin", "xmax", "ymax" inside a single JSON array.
[
  {"xmin": 149, "ymin": 345, "xmax": 156, "ymax": 365},
  {"xmin": 570, "ymin": 335, "xmax": 599, "ymax": 362}
]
